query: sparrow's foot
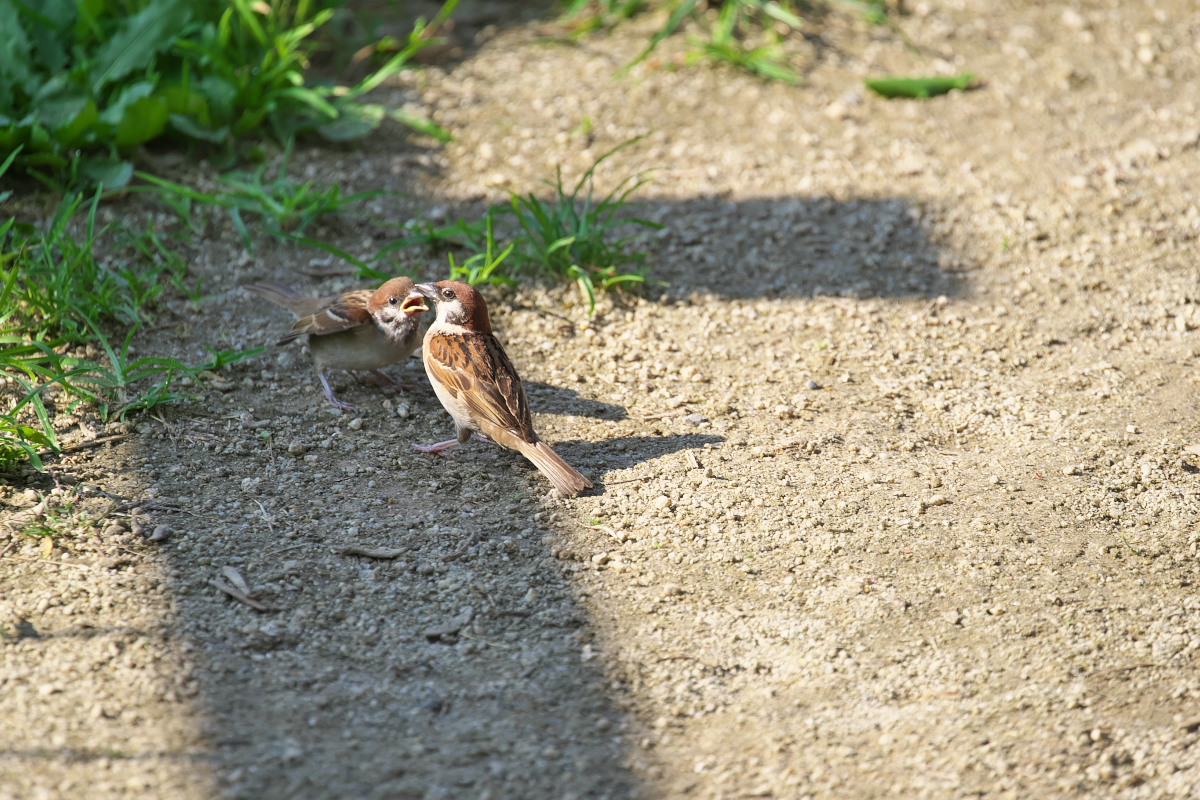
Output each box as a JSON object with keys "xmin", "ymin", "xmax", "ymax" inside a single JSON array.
[
  {"xmin": 358, "ymin": 369, "xmax": 414, "ymax": 393},
  {"xmin": 319, "ymin": 374, "xmax": 356, "ymax": 412},
  {"xmin": 413, "ymin": 439, "xmax": 460, "ymax": 459}
]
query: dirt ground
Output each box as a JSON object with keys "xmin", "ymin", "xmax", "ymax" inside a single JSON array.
[{"xmin": 4, "ymin": 1, "xmax": 1200, "ymax": 798}]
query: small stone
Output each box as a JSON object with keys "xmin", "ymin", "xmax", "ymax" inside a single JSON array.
[
  {"xmin": 824, "ymin": 100, "xmax": 851, "ymax": 120},
  {"xmin": 1063, "ymin": 464, "xmax": 1080, "ymax": 476},
  {"xmin": 148, "ymin": 524, "xmax": 172, "ymax": 542},
  {"xmin": 591, "ymin": 552, "xmax": 610, "ymax": 565},
  {"xmin": 806, "ymin": 380, "xmax": 821, "ymax": 390},
  {"xmin": 683, "ymin": 414, "xmax": 709, "ymax": 426},
  {"xmin": 348, "ymin": 418, "xmax": 364, "ymax": 431},
  {"xmin": 1125, "ymin": 424, "xmax": 1138, "ymax": 434},
  {"xmin": 1061, "ymin": 8, "xmax": 1087, "ymax": 29},
  {"xmin": 653, "ymin": 495, "xmax": 672, "ymax": 510},
  {"xmin": 287, "ymin": 441, "xmax": 307, "ymax": 455}
]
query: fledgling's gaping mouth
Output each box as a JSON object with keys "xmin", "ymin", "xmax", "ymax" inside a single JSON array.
[{"xmin": 401, "ymin": 292, "xmax": 429, "ymax": 314}]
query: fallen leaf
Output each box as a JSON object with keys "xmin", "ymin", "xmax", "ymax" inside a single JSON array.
[{"xmin": 865, "ymin": 73, "xmax": 976, "ymax": 99}]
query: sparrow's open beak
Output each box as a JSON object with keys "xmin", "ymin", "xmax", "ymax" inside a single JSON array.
[{"xmin": 400, "ymin": 287, "xmax": 431, "ymax": 315}]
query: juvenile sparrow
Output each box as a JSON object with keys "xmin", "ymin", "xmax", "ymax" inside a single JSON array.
[
  {"xmin": 403, "ymin": 280, "xmax": 594, "ymax": 497},
  {"xmin": 245, "ymin": 277, "xmax": 426, "ymax": 411}
]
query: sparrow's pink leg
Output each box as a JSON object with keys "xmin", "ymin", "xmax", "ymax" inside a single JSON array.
[
  {"xmin": 319, "ymin": 374, "xmax": 356, "ymax": 412},
  {"xmin": 359, "ymin": 370, "xmax": 414, "ymax": 391},
  {"xmin": 412, "ymin": 439, "xmax": 460, "ymax": 458},
  {"xmin": 412, "ymin": 433, "xmax": 491, "ymax": 459}
]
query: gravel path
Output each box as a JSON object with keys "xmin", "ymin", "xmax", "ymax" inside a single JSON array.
[{"xmin": 3, "ymin": 2, "xmax": 1200, "ymax": 798}]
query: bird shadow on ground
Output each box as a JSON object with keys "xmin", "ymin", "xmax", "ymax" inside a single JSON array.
[
  {"xmin": 563, "ymin": 433, "xmax": 726, "ymax": 487},
  {"xmin": 524, "ymin": 380, "xmax": 629, "ymax": 420}
]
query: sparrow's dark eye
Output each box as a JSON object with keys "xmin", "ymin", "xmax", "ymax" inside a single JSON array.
[
  {"xmin": 441, "ymin": 288, "xmax": 455, "ymax": 300},
  {"xmin": 387, "ymin": 296, "xmax": 399, "ymax": 305}
]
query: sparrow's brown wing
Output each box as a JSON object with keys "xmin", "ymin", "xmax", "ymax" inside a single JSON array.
[
  {"xmin": 280, "ymin": 289, "xmax": 374, "ymax": 342},
  {"xmin": 425, "ymin": 332, "xmax": 537, "ymax": 443}
]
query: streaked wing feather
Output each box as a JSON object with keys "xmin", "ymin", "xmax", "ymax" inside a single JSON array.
[
  {"xmin": 290, "ymin": 290, "xmax": 373, "ymax": 337},
  {"xmin": 426, "ymin": 333, "xmax": 536, "ymax": 442}
]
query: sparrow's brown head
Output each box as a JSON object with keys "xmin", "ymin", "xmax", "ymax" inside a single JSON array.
[
  {"xmin": 409, "ymin": 280, "xmax": 492, "ymax": 334},
  {"xmin": 368, "ymin": 277, "xmax": 420, "ymax": 315}
]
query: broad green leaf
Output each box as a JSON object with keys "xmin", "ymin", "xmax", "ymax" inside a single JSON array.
[
  {"xmin": 98, "ymin": 80, "xmax": 154, "ymax": 126},
  {"xmin": 52, "ymin": 98, "xmax": 99, "ymax": 147},
  {"xmin": 90, "ymin": 0, "xmax": 192, "ymax": 93},
  {"xmin": 114, "ymin": 94, "xmax": 168, "ymax": 147},
  {"xmin": 864, "ymin": 73, "xmax": 975, "ymax": 99},
  {"xmin": 167, "ymin": 112, "xmax": 228, "ymax": 143},
  {"xmin": 193, "ymin": 74, "xmax": 237, "ymax": 122},
  {"xmin": 24, "ymin": 0, "xmax": 75, "ymax": 74},
  {"xmin": 0, "ymin": 0, "xmax": 38, "ymax": 94},
  {"xmin": 316, "ymin": 103, "xmax": 383, "ymax": 141},
  {"xmin": 160, "ymin": 83, "xmax": 212, "ymax": 123},
  {"xmin": 31, "ymin": 89, "xmax": 92, "ymax": 135},
  {"xmin": 78, "ymin": 157, "xmax": 133, "ymax": 187}
]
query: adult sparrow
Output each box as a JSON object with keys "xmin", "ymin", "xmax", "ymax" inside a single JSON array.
[
  {"xmin": 245, "ymin": 277, "xmax": 426, "ymax": 411},
  {"xmin": 402, "ymin": 280, "xmax": 593, "ymax": 497}
]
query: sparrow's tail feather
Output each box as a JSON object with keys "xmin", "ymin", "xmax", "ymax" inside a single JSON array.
[
  {"xmin": 243, "ymin": 282, "xmax": 317, "ymax": 316},
  {"xmin": 518, "ymin": 440, "xmax": 593, "ymax": 497}
]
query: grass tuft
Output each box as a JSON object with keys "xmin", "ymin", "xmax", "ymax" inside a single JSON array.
[
  {"xmin": 1, "ymin": 152, "xmax": 261, "ymax": 471},
  {"xmin": 562, "ymin": 0, "xmax": 891, "ymax": 83},
  {"xmin": 0, "ymin": 0, "xmax": 456, "ymax": 188}
]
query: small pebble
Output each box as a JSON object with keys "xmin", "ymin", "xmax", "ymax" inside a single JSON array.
[
  {"xmin": 148, "ymin": 524, "xmax": 172, "ymax": 542},
  {"xmin": 348, "ymin": 418, "xmax": 364, "ymax": 431}
]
